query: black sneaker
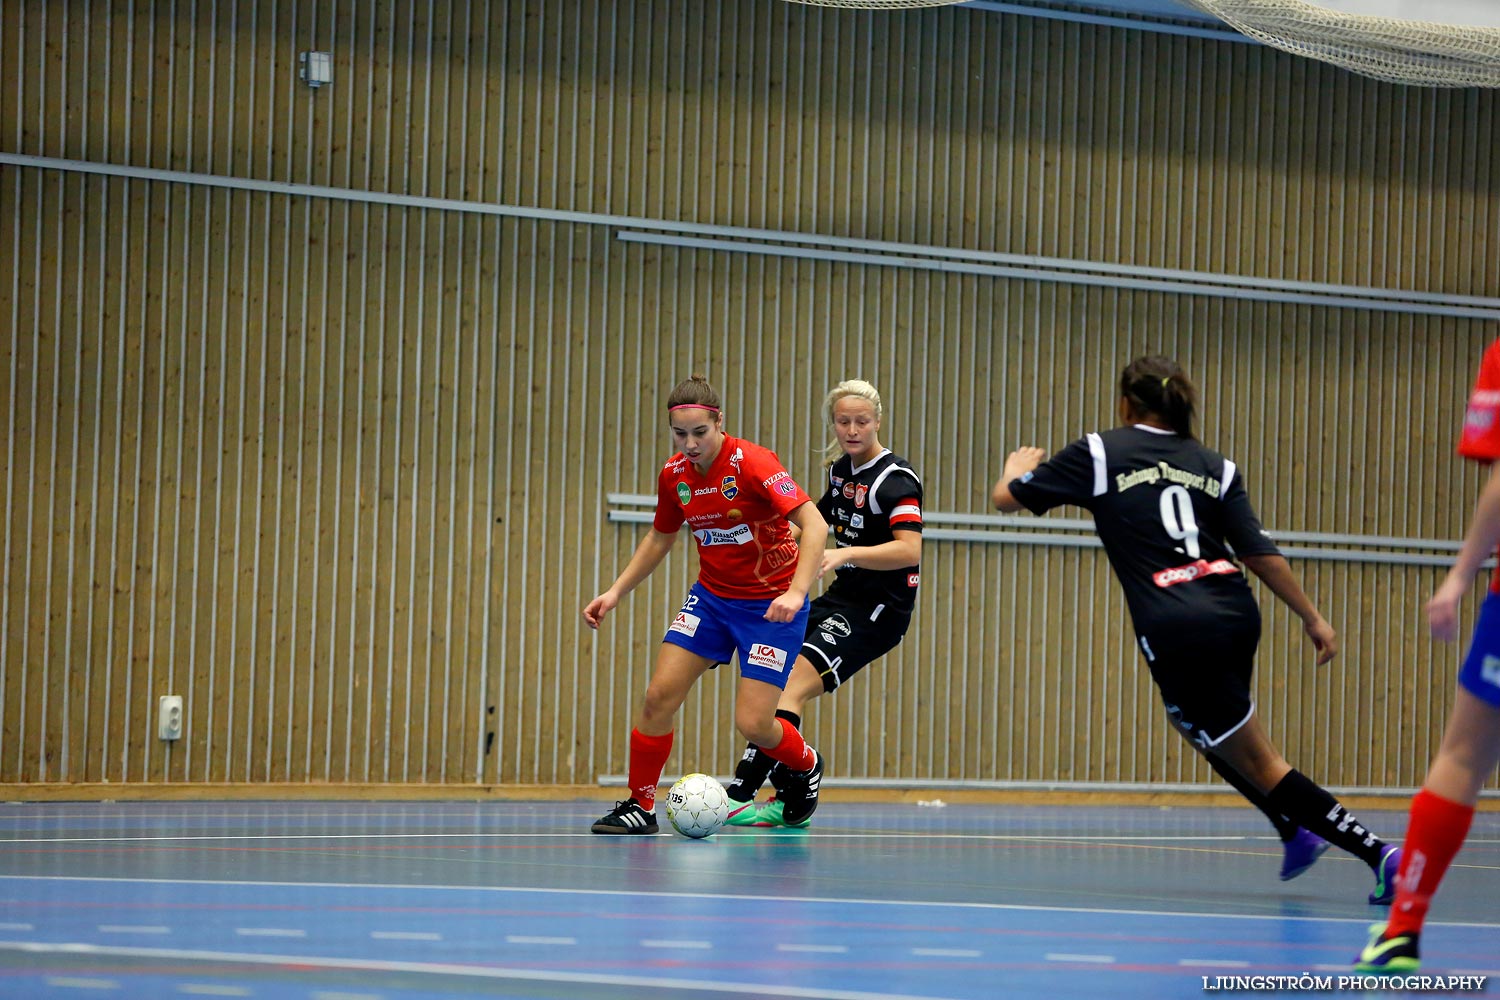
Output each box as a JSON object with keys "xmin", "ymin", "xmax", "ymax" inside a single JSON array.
[
  {"xmin": 590, "ymin": 797, "xmax": 659, "ymax": 835},
  {"xmin": 776, "ymin": 750, "xmax": 823, "ymax": 827}
]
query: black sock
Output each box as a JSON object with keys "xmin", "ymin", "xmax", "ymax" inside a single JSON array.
[
  {"xmin": 728, "ymin": 710, "xmax": 802, "ymax": 803},
  {"xmin": 1204, "ymin": 753, "xmax": 1299, "ymax": 841},
  {"xmin": 1266, "ymin": 769, "xmax": 1386, "ymax": 868}
]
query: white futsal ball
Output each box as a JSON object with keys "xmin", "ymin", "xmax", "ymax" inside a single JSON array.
[{"xmin": 666, "ymin": 772, "xmax": 729, "ymax": 839}]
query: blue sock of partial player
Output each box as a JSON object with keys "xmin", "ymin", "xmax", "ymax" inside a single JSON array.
[
  {"xmin": 729, "ymin": 710, "xmax": 800, "ymax": 803},
  {"xmin": 1205, "ymin": 752, "xmax": 1298, "ymax": 840},
  {"xmin": 1266, "ymin": 769, "xmax": 1385, "ymax": 867}
]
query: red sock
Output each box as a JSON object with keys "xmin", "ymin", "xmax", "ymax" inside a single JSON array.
[
  {"xmin": 628, "ymin": 728, "xmax": 673, "ymax": 811},
  {"xmin": 1386, "ymin": 788, "xmax": 1475, "ymax": 937},
  {"xmin": 759, "ymin": 720, "xmax": 816, "ymax": 772}
]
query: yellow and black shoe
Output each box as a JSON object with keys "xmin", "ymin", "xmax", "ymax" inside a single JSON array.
[{"xmin": 1354, "ymin": 923, "xmax": 1420, "ymax": 973}]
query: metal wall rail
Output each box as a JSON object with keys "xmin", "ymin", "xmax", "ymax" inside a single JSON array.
[
  {"xmin": 614, "ymin": 231, "xmax": 1500, "ymax": 321},
  {"xmin": 604, "ymin": 495, "xmax": 1469, "ymax": 568},
  {"xmin": 6, "ymin": 153, "xmax": 1497, "ymax": 321},
  {"xmin": 597, "ymin": 773, "xmax": 1500, "ymax": 796}
]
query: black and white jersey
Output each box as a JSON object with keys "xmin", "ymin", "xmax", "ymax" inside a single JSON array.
[
  {"xmin": 816, "ymin": 449, "xmax": 924, "ymax": 614},
  {"xmin": 1007, "ymin": 425, "xmax": 1280, "ymax": 636}
]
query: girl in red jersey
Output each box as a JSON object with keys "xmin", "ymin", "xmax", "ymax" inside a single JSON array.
[
  {"xmin": 584, "ymin": 375, "xmax": 829, "ymax": 834},
  {"xmin": 1356, "ymin": 339, "xmax": 1500, "ymax": 972}
]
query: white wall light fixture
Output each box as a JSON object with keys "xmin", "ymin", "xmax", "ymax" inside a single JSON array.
[{"xmin": 299, "ymin": 51, "xmax": 332, "ymax": 88}]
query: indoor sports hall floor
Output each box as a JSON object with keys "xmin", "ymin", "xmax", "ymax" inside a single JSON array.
[{"xmin": 0, "ymin": 800, "xmax": 1495, "ymax": 999}]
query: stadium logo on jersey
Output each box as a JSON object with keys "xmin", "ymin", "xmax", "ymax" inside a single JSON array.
[
  {"xmin": 907, "ymin": 573, "xmax": 920, "ymax": 588},
  {"xmin": 854, "ymin": 485, "xmax": 868, "ymax": 507},
  {"xmin": 747, "ymin": 644, "xmax": 788, "ymax": 672},
  {"xmin": 693, "ymin": 486, "xmax": 718, "ymax": 496},
  {"xmin": 822, "ymin": 615, "xmax": 852, "ymax": 638},
  {"xmin": 842, "ymin": 482, "xmax": 856, "ymax": 499},
  {"xmin": 669, "ymin": 612, "xmax": 701, "ymax": 637},
  {"xmin": 1152, "ymin": 558, "xmax": 1240, "ymax": 588},
  {"xmin": 676, "ymin": 482, "xmax": 691, "ymax": 505},
  {"xmin": 850, "ymin": 513, "xmax": 864, "ymax": 528},
  {"xmin": 720, "ymin": 475, "xmax": 739, "ymax": 500},
  {"xmin": 693, "ymin": 524, "xmax": 753, "ymax": 546}
]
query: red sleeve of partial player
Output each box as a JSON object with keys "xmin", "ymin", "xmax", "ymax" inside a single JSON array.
[
  {"xmin": 652, "ymin": 458, "xmax": 688, "ymax": 534},
  {"xmin": 1458, "ymin": 339, "xmax": 1500, "ymax": 463}
]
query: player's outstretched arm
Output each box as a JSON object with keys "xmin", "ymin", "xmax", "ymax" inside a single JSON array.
[
  {"xmin": 991, "ymin": 447, "xmax": 1046, "ymax": 512},
  {"xmin": 1429, "ymin": 463, "xmax": 1500, "ymax": 642},
  {"xmin": 1240, "ymin": 553, "xmax": 1338, "ymax": 665},
  {"xmin": 583, "ymin": 529, "xmax": 678, "ymax": 629},
  {"xmin": 823, "ymin": 528, "xmax": 922, "ymax": 574}
]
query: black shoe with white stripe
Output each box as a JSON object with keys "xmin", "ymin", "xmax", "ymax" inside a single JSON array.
[
  {"xmin": 590, "ymin": 797, "xmax": 659, "ymax": 835},
  {"xmin": 777, "ymin": 750, "xmax": 823, "ymax": 827}
]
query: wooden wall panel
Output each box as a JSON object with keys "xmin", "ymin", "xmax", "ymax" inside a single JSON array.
[{"xmin": 0, "ymin": 0, "xmax": 1496, "ymax": 792}]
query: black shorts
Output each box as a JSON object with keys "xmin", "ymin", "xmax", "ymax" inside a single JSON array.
[
  {"xmin": 801, "ymin": 594, "xmax": 911, "ymax": 692},
  {"xmin": 1137, "ymin": 623, "xmax": 1260, "ymax": 749}
]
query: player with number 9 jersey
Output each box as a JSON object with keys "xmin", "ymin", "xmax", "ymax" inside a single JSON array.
[{"xmin": 993, "ymin": 354, "xmax": 1398, "ymax": 906}]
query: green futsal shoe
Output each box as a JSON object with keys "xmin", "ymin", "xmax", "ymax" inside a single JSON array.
[
  {"xmin": 725, "ymin": 800, "xmax": 772, "ymax": 827},
  {"xmin": 1354, "ymin": 923, "xmax": 1419, "ymax": 973},
  {"xmin": 757, "ymin": 797, "xmax": 811, "ymax": 829}
]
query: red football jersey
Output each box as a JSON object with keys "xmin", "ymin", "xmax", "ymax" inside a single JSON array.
[
  {"xmin": 653, "ymin": 435, "xmax": 813, "ymax": 599},
  {"xmin": 1458, "ymin": 338, "xmax": 1500, "ymax": 592}
]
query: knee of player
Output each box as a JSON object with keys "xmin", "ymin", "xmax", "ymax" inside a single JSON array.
[{"xmin": 733, "ymin": 709, "xmax": 779, "ymax": 747}]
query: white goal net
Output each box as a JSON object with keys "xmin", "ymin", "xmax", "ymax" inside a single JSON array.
[{"xmin": 777, "ymin": 0, "xmax": 1500, "ymax": 87}]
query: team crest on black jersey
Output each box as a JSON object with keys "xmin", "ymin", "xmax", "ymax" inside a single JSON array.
[{"xmin": 720, "ymin": 475, "xmax": 739, "ymax": 500}]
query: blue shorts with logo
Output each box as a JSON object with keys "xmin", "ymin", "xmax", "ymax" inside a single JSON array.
[
  {"xmin": 662, "ymin": 581, "xmax": 810, "ymax": 688},
  {"xmin": 1459, "ymin": 590, "xmax": 1500, "ymax": 707}
]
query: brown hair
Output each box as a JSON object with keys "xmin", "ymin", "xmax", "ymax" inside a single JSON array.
[
  {"xmin": 666, "ymin": 374, "xmax": 722, "ymax": 414},
  {"xmin": 1119, "ymin": 355, "xmax": 1196, "ymax": 439}
]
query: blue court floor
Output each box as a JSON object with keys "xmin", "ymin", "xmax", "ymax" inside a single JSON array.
[{"xmin": 0, "ymin": 799, "xmax": 1495, "ymax": 999}]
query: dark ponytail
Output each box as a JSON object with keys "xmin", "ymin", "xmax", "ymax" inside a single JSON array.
[
  {"xmin": 1119, "ymin": 355, "xmax": 1196, "ymax": 439},
  {"xmin": 666, "ymin": 374, "xmax": 722, "ymax": 414}
]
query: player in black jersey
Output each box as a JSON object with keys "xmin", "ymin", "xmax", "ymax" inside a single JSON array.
[
  {"xmin": 725, "ymin": 380, "xmax": 923, "ymax": 828},
  {"xmin": 992, "ymin": 355, "xmax": 1400, "ymax": 903}
]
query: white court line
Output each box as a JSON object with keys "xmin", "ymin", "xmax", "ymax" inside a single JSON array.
[
  {"xmin": 178, "ymin": 986, "xmax": 252, "ymax": 996},
  {"xmin": 1045, "ymin": 953, "xmax": 1115, "ymax": 963},
  {"xmin": 0, "ymin": 941, "xmax": 959, "ymax": 1000},
  {"xmin": 1179, "ymin": 959, "xmax": 1251, "ymax": 968},
  {"xmin": 0, "ymin": 922, "xmax": 34, "ymax": 931},
  {"xmin": 641, "ymin": 939, "xmax": 713, "ymax": 949},
  {"xmin": 44, "ymin": 978, "xmax": 120, "ymax": 991},
  {"xmin": 911, "ymin": 948, "xmax": 981, "ymax": 958},
  {"xmin": 310, "ymin": 993, "xmax": 383, "ymax": 1000},
  {"xmin": 777, "ymin": 943, "xmax": 850, "ymax": 954},
  {"xmin": 234, "ymin": 927, "xmax": 306, "ymax": 938},
  {"xmin": 0, "ymin": 831, "xmax": 1290, "ymax": 845},
  {"xmin": 97, "ymin": 925, "xmax": 170, "ymax": 934},
  {"xmin": 505, "ymin": 935, "xmax": 576, "ymax": 946},
  {"xmin": 8, "ymin": 874, "xmax": 1498, "ymax": 931},
  {"xmin": 370, "ymin": 931, "xmax": 441, "ymax": 941}
]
